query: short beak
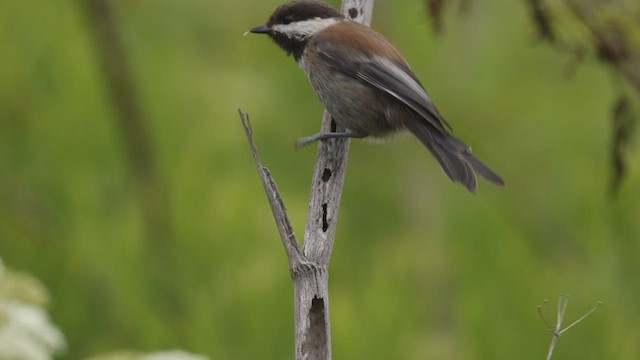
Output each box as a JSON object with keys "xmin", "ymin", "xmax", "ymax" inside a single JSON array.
[{"xmin": 248, "ymin": 24, "xmax": 270, "ymax": 34}]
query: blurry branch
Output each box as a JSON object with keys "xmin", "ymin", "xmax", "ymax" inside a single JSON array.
[
  {"xmin": 537, "ymin": 295, "xmax": 603, "ymax": 360},
  {"xmin": 427, "ymin": 0, "xmax": 640, "ymax": 193},
  {"xmin": 238, "ymin": 3, "xmax": 374, "ymax": 360},
  {"xmin": 527, "ymin": 0, "xmax": 555, "ymax": 42},
  {"xmin": 525, "ymin": 0, "xmax": 640, "ymax": 94},
  {"xmin": 82, "ymin": 0, "xmax": 173, "ymax": 243},
  {"xmin": 83, "ymin": 0, "xmax": 156, "ymax": 185},
  {"xmin": 523, "ymin": 0, "xmax": 640, "ymax": 194},
  {"xmin": 425, "ymin": 0, "xmax": 471, "ymax": 33},
  {"xmin": 611, "ymin": 97, "xmax": 637, "ymax": 195},
  {"xmin": 82, "ymin": 0, "xmax": 182, "ymax": 322},
  {"xmin": 426, "ymin": 0, "xmax": 446, "ymax": 33}
]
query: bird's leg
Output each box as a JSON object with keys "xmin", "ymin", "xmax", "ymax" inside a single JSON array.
[{"xmin": 295, "ymin": 131, "xmax": 365, "ymax": 149}]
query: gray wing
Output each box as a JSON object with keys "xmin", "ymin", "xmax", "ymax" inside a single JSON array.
[
  {"xmin": 315, "ymin": 37, "xmax": 504, "ymax": 190},
  {"xmin": 317, "ymin": 43, "xmax": 452, "ymax": 134}
]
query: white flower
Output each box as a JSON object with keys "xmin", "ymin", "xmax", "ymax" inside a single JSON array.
[
  {"xmin": 86, "ymin": 349, "xmax": 209, "ymax": 360},
  {"xmin": 0, "ymin": 301, "xmax": 66, "ymax": 360},
  {"xmin": 143, "ymin": 350, "xmax": 209, "ymax": 360}
]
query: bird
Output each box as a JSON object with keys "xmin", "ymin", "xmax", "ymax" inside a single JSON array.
[{"xmin": 247, "ymin": 0, "xmax": 504, "ymax": 192}]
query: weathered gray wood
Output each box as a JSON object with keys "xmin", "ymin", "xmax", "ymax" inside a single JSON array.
[
  {"xmin": 295, "ymin": 2, "xmax": 374, "ymax": 360},
  {"xmin": 238, "ymin": 111, "xmax": 311, "ymax": 276},
  {"xmin": 239, "ymin": 2, "xmax": 374, "ymax": 359}
]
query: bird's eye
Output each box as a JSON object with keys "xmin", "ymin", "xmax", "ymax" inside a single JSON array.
[{"xmin": 282, "ymin": 15, "xmax": 294, "ymax": 24}]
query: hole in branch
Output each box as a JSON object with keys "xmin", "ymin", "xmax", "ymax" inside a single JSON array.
[
  {"xmin": 311, "ymin": 296, "xmax": 324, "ymax": 313},
  {"xmin": 348, "ymin": 7, "xmax": 358, "ymax": 18},
  {"xmin": 321, "ymin": 203, "xmax": 328, "ymax": 232},
  {"xmin": 302, "ymin": 297, "xmax": 327, "ymax": 355},
  {"xmin": 330, "ymin": 118, "xmax": 337, "ymax": 132},
  {"xmin": 321, "ymin": 168, "xmax": 332, "ymax": 182}
]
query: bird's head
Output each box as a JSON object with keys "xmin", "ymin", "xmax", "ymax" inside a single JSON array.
[{"xmin": 247, "ymin": 1, "xmax": 344, "ymax": 58}]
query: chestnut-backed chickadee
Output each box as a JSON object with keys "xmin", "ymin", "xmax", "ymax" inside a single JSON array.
[{"xmin": 248, "ymin": 0, "xmax": 504, "ymax": 191}]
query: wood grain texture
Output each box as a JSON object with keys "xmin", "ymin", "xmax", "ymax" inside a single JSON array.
[
  {"xmin": 239, "ymin": 2, "xmax": 375, "ymax": 359},
  {"xmin": 295, "ymin": 2, "xmax": 374, "ymax": 359}
]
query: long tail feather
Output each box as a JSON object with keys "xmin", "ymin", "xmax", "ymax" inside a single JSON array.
[{"xmin": 405, "ymin": 121, "xmax": 504, "ymax": 192}]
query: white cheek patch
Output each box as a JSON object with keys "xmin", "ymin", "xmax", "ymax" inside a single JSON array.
[{"xmin": 272, "ymin": 17, "xmax": 338, "ymax": 39}]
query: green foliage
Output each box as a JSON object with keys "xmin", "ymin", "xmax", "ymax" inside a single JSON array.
[{"xmin": 1, "ymin": 0, "xmax": 639, "ymax": 359}]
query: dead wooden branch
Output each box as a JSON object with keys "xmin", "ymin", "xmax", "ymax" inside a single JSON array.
[{"xmin": 238, "ymin": 3, "xmax": 374, "ymax": 360}]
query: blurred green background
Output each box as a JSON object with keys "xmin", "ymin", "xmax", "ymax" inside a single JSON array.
[{"xmin": 1, "ymin": 0, "xmax": 639, "ymax": 359}]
